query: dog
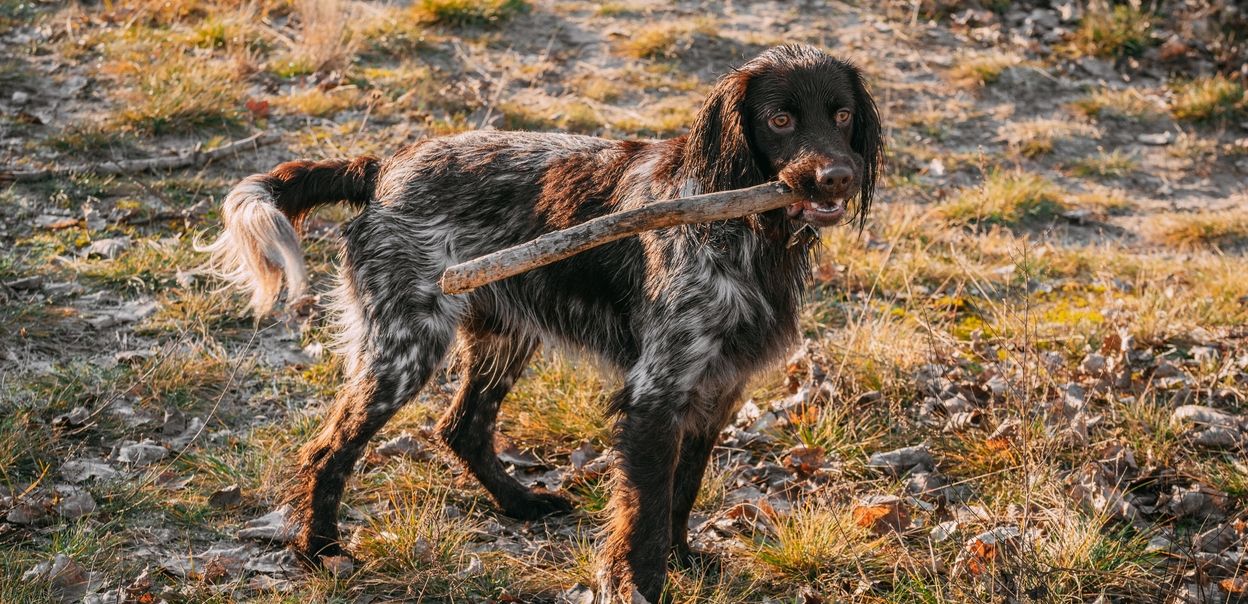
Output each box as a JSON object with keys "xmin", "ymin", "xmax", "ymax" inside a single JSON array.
[{"xmin": 203, "ymin": 44, "xmax": 882, "ymax": 602}]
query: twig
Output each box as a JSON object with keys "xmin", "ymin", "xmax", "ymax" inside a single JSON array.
[
  {"xmin": 439, "ymin": 182, "xmax": 802, "ymax": 294},
  {"xmin": 0, "ymin": 131, "xmax": 280, "ymax": 183}
]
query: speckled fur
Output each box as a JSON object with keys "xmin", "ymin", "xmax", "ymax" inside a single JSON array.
[{"xmin": 202, "ymin": 45, "xmax": 882, "ymax": 603}]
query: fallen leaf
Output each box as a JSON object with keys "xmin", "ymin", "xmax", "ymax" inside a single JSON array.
[
  {"xmin": 321, "ymin": 555, "xmax": 354, "ymax": 577},
  {"xmin": 852, "ymin": 495, "xmax": 909, "ymax": 534},
  {"xmin": 376, "ymin": 432, "xmax": 423, "ymax": 459},
  {"xmin": 52, "ymin": 407, "xmax": 91, "ymax": 430},
  {"xmin": 208, "ymin": 485, "xmax": 243, "ymax": 509},
  {"xmin": 168, "ymin": 417, "xmax": 205, "ymax": 450},
  {"xmin": 985, "ymin": 418, "xmax": 1020, "ymax": 450},
  {"xmin": 557, "ymin": 583, "xmax": 595, "ymax": 604},
  {"xmin": 570, "ymin": 441, "xmax": 599, "ymax": 470},
  {"xmin": 116, "ymin": 440, "xmax": 168, "ymax": 466},
  {"xmin": 956, "ymin": 526, "xmax": 1021, "ymax": 577},
  {"xmin": 61, "ymin": 459, "xmax": 120, "ymax": 483},
  {"xmin": 22, "ymin": 554, "xmax": 90, "ymax": 603},
  {"xmin": 455, "ymin": 554, "xmax": 484, "ymax": 578},
  {"xmin": 84, "ymin": 237, "xmax": 131, "ymax": 259},
  {"xmin": 784, "ymin": 445, "xmax": 826, "ymax": 477},
  {"xmin": 497, "ymin": 444, "xmax": 544, "ymax": 469},
  {"xmin": 1171, "ymin": 405, "xmax": 1243, "ymax": 430},
  {"xmin": 238, "ymin": 505, "xmax": 299, "ymax": 543},
  {"xmin": 1222, "ymin": 576, "xmax": 1248, "ymax": 595},
  {"xmin": 245, "ymin": 98, "xmax": 271, "ymax": 118},
  {"xmin": 6, "ymin": 498, "xmax": 48, "ymax": 525},
  {"xmin": 867, "ymin": 445, "xmax": 934, "ymax": 476}
]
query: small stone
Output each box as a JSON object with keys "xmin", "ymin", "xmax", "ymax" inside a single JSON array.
[
  {"xmin": 11, "ymin": 90, "xmax": 30, "ymax": 104},
  {"xmin": 53, "ymin": 485, "xmax": 96, "ymax": 519},
  {"xmin": 1138, "ymin": 132, "xmax": 1173, "ymax": 146},
  {"xmin": 1080, "ymin": 353, "xmax": 1107, "ymax": 375},
  {"xmin": 6, "ymin": 499, "xmax": 48, "ymax": 524}
]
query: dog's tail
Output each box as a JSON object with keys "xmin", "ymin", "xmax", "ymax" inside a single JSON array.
[{"xmin": 199, "ymin": 156, "xmax": 380, "ymax": 315}]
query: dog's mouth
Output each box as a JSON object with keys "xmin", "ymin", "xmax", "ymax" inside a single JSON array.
[{"xmin": 785, "ymin": 198, "xmax": 847, "ymax": 226}]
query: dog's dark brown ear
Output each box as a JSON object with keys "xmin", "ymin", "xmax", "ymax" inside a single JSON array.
[
  {"xmin": 681, "ymin": 70, "xmax": 763, "ymax": 192},
  {"xmin": 848, "ymin": 65, "xmax": 883, "ymax": 227}
]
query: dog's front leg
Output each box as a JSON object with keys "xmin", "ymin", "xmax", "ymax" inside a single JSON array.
[{"xmin": 599, "ymin": 394, "xmax": 682, "ymax": 603}]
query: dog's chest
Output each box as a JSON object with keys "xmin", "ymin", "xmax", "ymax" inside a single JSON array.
[{"xmin": 657, "ymin": 239, "xmax": 804, "ymax": 375}]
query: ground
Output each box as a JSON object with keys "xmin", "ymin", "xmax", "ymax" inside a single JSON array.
[{"xmin": 2, "ymin": 0, "xmax": 1248, "ymax": 602}]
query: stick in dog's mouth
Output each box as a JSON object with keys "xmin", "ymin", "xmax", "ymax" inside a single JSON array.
[{"xmin": 439, "ymin": 182, "xmax": 804, "ymax": 295}]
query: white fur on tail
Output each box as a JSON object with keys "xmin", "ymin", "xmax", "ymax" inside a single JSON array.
[{"xmin": 198, "ymin": 175, "xmax": 308, "ymax": 315}]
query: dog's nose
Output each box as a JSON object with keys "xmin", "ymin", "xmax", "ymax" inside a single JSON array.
[{"xmin": 815, "ymin": 165, "xmax": 854, "ymax": 193}]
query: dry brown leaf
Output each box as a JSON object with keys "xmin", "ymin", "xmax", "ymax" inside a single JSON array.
[
  {"xmin": 852, "ymin": 495, "xmax": 909, "ymax": 534},
  {"xmin": 784, "ymin": 445, "xmax": 826, "ymax": 477}
]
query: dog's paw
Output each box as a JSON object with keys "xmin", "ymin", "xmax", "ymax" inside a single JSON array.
[
  {"xmin": 670, "ymin": 544, "xmax": 721, "ymax": 571},
  {"xmin": 292, "ymin": 535, "xmax": 343, "ymax": 569},
  {"xmin": 502, "ymin": 489, "xmax": 575, "ymax": 520}
]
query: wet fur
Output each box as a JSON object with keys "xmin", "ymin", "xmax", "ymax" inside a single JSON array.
[{"xmin": 202, "ymin": 45, "xmax": 882, "ymax": 603}]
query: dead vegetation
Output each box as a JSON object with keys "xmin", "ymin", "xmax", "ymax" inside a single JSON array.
[{"xmin": 2, "ymin": 1, "xmax": 1247, "ymax": 603}]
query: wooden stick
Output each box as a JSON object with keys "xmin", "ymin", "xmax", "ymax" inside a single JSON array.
[
  {"xmin": 439, "ymin": 182, "xmax": 801, "ymax": 294},
  {"xmin": 0, "ymin": 131, "xmax": 280, "ymax": 183}
]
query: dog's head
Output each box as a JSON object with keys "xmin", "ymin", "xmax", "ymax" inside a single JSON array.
[{"xmin": 682, "ymin": 45, "xmax": 883, "ymax": 228}]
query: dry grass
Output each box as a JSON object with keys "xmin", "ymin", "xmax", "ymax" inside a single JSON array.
[
  {"xmin": 617, "ymin": 19, "xmax": 716, "ymax": 60},
  {"xmin": 997, "ymin": 119, "xmax": 1098, "ymax": 158},
  {"xmin": 504, "ymin": 353, "xmax": 613, "ymax": 446},
  {"xmin": 276, "ymin": 86, "xmax": 365, "ymax": 117},
  {"xmin": 1070, "ymin": 87, "xmax": 1165, "ymax": 120},
  {"xmin": 273, "ymin": 0, "xmax": 358, "ymax": 77},
  {"xmin": 108, "ymin": 52, "xmax": 245, "ymax": 134},
  {"xmin": 411, "ymin": 0, "xmax": 529, "ymax": 27},
  {"xmin": 942, "ymin": 170, "xmax": 1068, "ymax": 227},
  {"xmin": 1065, "ymin": 1, "xmax": 1153, "ymax": 59},
  {"xmin": 750, "ymin": 503, "xmax": 879, "ymax": 583},
  {"xmin": 1169, "ymin": 74, "xmax": 1247, "ymax": 123},
  {"xmin": 946, "ymin": 51, "xmax": 1020, "ymax": 87},
  {"xmin": 1069, "ymin": 149, "xmax": 1137, "ymax": 178},
  {"xmin": 1150, "ymin": 209, "xmax": 1248, "ymax": 251},
  {"xmin": 499, "ymin": 99, "xmax": 603, "ymax": 134},
  {"xmin": 4, "ymin": 2, "xmax": 1248, "ymax": 603}
]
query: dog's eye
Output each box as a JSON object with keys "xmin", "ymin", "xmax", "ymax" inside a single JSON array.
[
  {"xmin": 768, "ymin": 113, "xmax": 794, "ymax": 133},
  {"xmin": 835, "ymin": 109, "xmax": 852, "ymax": 126}
]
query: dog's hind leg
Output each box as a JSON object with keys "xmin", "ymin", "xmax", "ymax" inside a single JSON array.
[
  {"xmin": 436, "ymin": 322, "xmax": 574, "ymax": 519},
  {"xmin": 289, "ymin": 283, "xmax": 459, "ymax": 564}
]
